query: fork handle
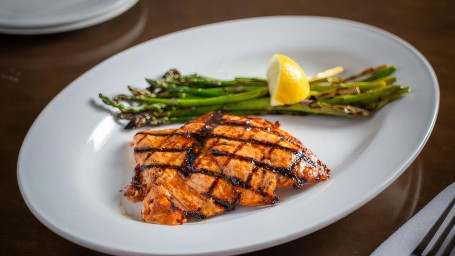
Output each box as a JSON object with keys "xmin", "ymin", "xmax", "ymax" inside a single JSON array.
[{"xmin": 410, "ymin": 197, "xmax": 455, "ymax": 255}]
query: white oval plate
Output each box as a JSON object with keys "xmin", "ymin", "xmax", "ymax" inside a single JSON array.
[{"xmin": 17, "ymin": 16, "xmax": 438, "ymax": 255}]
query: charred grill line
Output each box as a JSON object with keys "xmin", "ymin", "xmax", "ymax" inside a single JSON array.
[
  {"xmin": 210, "ymin": 149, "xmax": 307, "ymax": 183},
  {"xmin": 274, "ymin": 136, "xmax": 285, "ymax": 149},
  {"xmin": 243, "ymin": 145, "xmax": 275, "ymax": 188},
  {"xmin": 137, "ymin": 131, "xmax": 173, "ymax": 171},
  {"xmin": 136, "ymin": 132, "xmax": 181, "ymax": 137},
  {"xmin": 143, "ymin": 152, "xmax": 152, "ymax": 163},
  {"xmin": 192, "ymin": 137, "xmax": 219, "ymax": 172},
  {"xmin": 289, "ymin": 157, "xmax": 302, "ymax": 179},
  {"xmin": 226, "ymin": 175, "xmax": 251, "ymax": 188},
  {"xmin": 164, "ymin": 194, "xmax": 181, "ymax": 214},
  {"xmin": 205, "ymin": 179, "xmax": 219, "ymax": 197},
  {"xmin": 136, "ymin": 134, "xmax": 148, "ymax": 144},
  {"xmin": 206, "ymin": 112, "xmax": 224, "ymax": 125},
  {"xmin": 210, "ymin": 137, "xmax": 316, "ymax": 168},
  {"xmin": 194, "ymin": 126, "xmax": 211, "ymax": 145},
  {"xmin": 141, "ymin": 132, "xmax": 307, "ymax": 161},
  {"xmin": 201, "ymin": 179, "xmax": 236, "ymax": 211},
  {"xmin": 136, "ymin": 132, "xmax": 306, "ymax": 160},
  {"xmin": 270, "ymin": 130, "xmax": 301, "ymax": 146},
  {"xmin": 164, "ymin": 194, "xmax": 207, "ymax": 220},
  {"xmin": 143, "ymin": 168, "xmax": 234, "ymax": 214},
  {"xmin": 191, "ymin": 167, "xmax": 275, "ymax": 199},
  {"xmin": 220, "ymin": 127, "xmax": 253, "ymax": 189},
  {"xmin": 219, "ymin": 120, "xmax": 274, "ymax": 129},
  {"xmin": 190, "ymin": 168, "xmax": 240, "ymax": 186},
  {"xmin": 218, "ymin": 121, "xmax": 301, "ymax": 146},
  {"xmin": 211, "ymin": 197, "xmax": 236, "ymax": 211},
  {"xmin": 186, "ymin": 175, "xmax": 237, "ymax": 211},
  {"xmin": 136, "ymin": 114, "xmax": 301, "ymax": 149},
  {"xmin": 135, "ymin": 147, "xmax": 191, "ymax": 153},
  {"xmin": 136, "ymin": 132, "xmax": 183, "ymax": 137},
  {"xmin": 220, "ymin": 143, "xmax": 245, "ymax": 175},
  {"xmin": 244, "ymin": 168, "xmax": 256, "ymax": 188},
  {"xmin": 181, "ymin": 142, "xmax": 199, "ymax": 176},
  {"xmin": 245, "ymin": 153, "xmax": 265, "ymax": 186},
  {"xmin": 182, "ymin": 210, "xmax": 207, "ymax": 220},
  {"xmin": 131, "ymin": 164, "xmax": 142, "ymax": 187},
  {"xmin": 140, "ymin": 163, "xmax": 182, "ymax": 171},
  {"xmin": 195, "ymin": 112, "xmax": 223, "ymax": 145},
  {"xmin": 210, "ymin": 134, "xmax": 301, "ymax": 155},
  {"xmin": 138, "ymin": 153, "xmax": 153, "ymax": 174}
]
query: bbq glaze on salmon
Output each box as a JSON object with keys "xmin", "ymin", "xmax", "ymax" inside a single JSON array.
[{"xmin": 124, "ymin": 113, "xmax": 330, "ymax": 225}]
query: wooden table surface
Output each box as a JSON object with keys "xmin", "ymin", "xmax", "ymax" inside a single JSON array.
[{"xmin": 1, "ymin": 0, "xmax": 454, "ymax": 255}]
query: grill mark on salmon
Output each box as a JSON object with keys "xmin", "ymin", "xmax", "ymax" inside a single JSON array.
[
  {"xmin": 181, "ymin": 143, "xmax": 199, "ymax": 176},
  {"xmin": 218, "ymin": 121, "xmax": 302, "ymax": 146},
  {"xmin": 210, "ymin": 149, "xmax": 307, "ymax": 183},
  {"xmin": 137, "ymin": 132, "xmax": 304, "ymax": 157},
  {"xmin": 135, "ymin": 147, "xmax": 191, "ymax": 153},
  {"xmin": 143, "ymin": 153, "xmax": 152, "ymax": 165},
  {"xmin": 193, "ymin": 113, "xmax": 223, "ymax": 145},
  {"xmin": 210, "ymin": 134, "xmax": 303, "ymax": 157},
  {"xmin": 165, "ymin": 194, "xmax": 207, "ymax": 219},
  {"xmin": 181, "ymin": 209, "xmax": 207, "ymax": 220},
  {"xmin": 134, "ymin": 147, "xmax": 279, "ymax": 204},
  {"xmin": 188, "ymin": 167, "xmax": 276, "ymax": 200},
  {"xmin": 244, "ymin": 166, "xmax": 257, "ymax": 186},
  {"xmin": 202, "ymin": 179, "xmax": 237, "ymax": 211},
  {"xmin": 140, "ymin": 163, "xmax": 182, "ymax": 172},
  {"xmin": 220, "ymin": 143, "xmax": 245, "ymax": 175},
  {"xmin": 211, "ymin": 196, "xmax": 236, "ymax": 211},
  {"xmin": 136, "ymin": 132, "xmax": 177, "ymax": 137},
  {"xmin": 245, "ymin": 152, "xmax": 267, "ymax": 187},
  {"xmin": 205, "ymin": 179, "xmax": 219, "ymax": 196},
  {"xmin": 125, "ymin": 112, "xmax": 330, "ymax": 225},
  {"xmin": 136, "ymin": 134, "xmax": 148, "ymax": 144}
]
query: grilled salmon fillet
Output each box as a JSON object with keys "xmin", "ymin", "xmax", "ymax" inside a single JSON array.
[{"xmin": 124, "ymin": 113, "xmax": 330, "ymax": 225}]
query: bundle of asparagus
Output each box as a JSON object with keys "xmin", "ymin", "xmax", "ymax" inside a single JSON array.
[{"xmin": 99, "ymin": 64, "xmax": 410, "ymax": 129}]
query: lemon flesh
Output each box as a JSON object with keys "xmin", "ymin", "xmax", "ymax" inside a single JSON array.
[{"xmin": 267, "ymin": 54, "xmax": 310, "ymax": 106}]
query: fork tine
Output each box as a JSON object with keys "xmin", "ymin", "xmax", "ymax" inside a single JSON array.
[
  {"xmin": 426, "ymin": 211, "xmax": 455, "ymax": 256},
  {"xmin": 439, "ymin": 228, "xmax": 455, "ymax": 256},
  {"xmin": 411, "ymin": 197, "xmax": 455, "ymax": 255}
]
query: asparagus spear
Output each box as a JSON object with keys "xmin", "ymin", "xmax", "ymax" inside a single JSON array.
[
  {"xmin": 361, "ymin": 66, "xmax": 397, "ymax": 82},
  {"xmin": 182, "ymin": 75, "xmax": 267, "ymax": 88},
  {"xmin": 123, "ymin": 87, "xmax": 269, "ymax": 107},
  {"xmin": 147, "ymin": 75, "xmax": 267, "ymax": 90},
  {"xmin": 224, "ymin": 98, "xmax": 370, "ymax": 116},
  {"xmin": 152, "ymin": 84, "xmax": 264, "ymax": 97},
  {"xmin": 124, "ymin": 114, "xmax": 197, "ymax": 129},
  {"xmin": 99, "ymin": 93, "xmax": 165, "ymax": 113},
  {"xmin": 341, "ymin": 64, "xmax": 390, "ymax": 82},
  {"xmin": 320, "ymin": 85, "xmax": 406, "ymax": 105},
  {"xmin": 363, "ymin": 87, "xmax": 410, "ymax": 110},
  {"xmin": 153, "ymin": 97, "xmax": 370, "ymax": 118}
]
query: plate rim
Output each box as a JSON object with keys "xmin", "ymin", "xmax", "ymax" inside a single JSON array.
[{"xmin": 17, "ymin": 15, "xmax": 439, "ymax": 255}]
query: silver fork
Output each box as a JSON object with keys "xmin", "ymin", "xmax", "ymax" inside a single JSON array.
[{"xmin": 410, "ymin": 196, "xmax": 455, "ymax": 256}]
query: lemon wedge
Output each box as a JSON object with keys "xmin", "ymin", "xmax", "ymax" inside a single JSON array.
[{"xmin": 267, "ymin": 54, "xmax": 310, "ymax": 106}]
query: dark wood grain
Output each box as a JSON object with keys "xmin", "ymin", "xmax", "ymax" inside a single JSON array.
[{"xmin": 1, "ymin": 0, "xmax": 454, "ymax": 255}]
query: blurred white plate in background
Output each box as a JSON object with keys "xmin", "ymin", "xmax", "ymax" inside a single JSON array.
[{"xmin": 0, "ymin": 0, "xmax": 138, "ymax": 35}]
